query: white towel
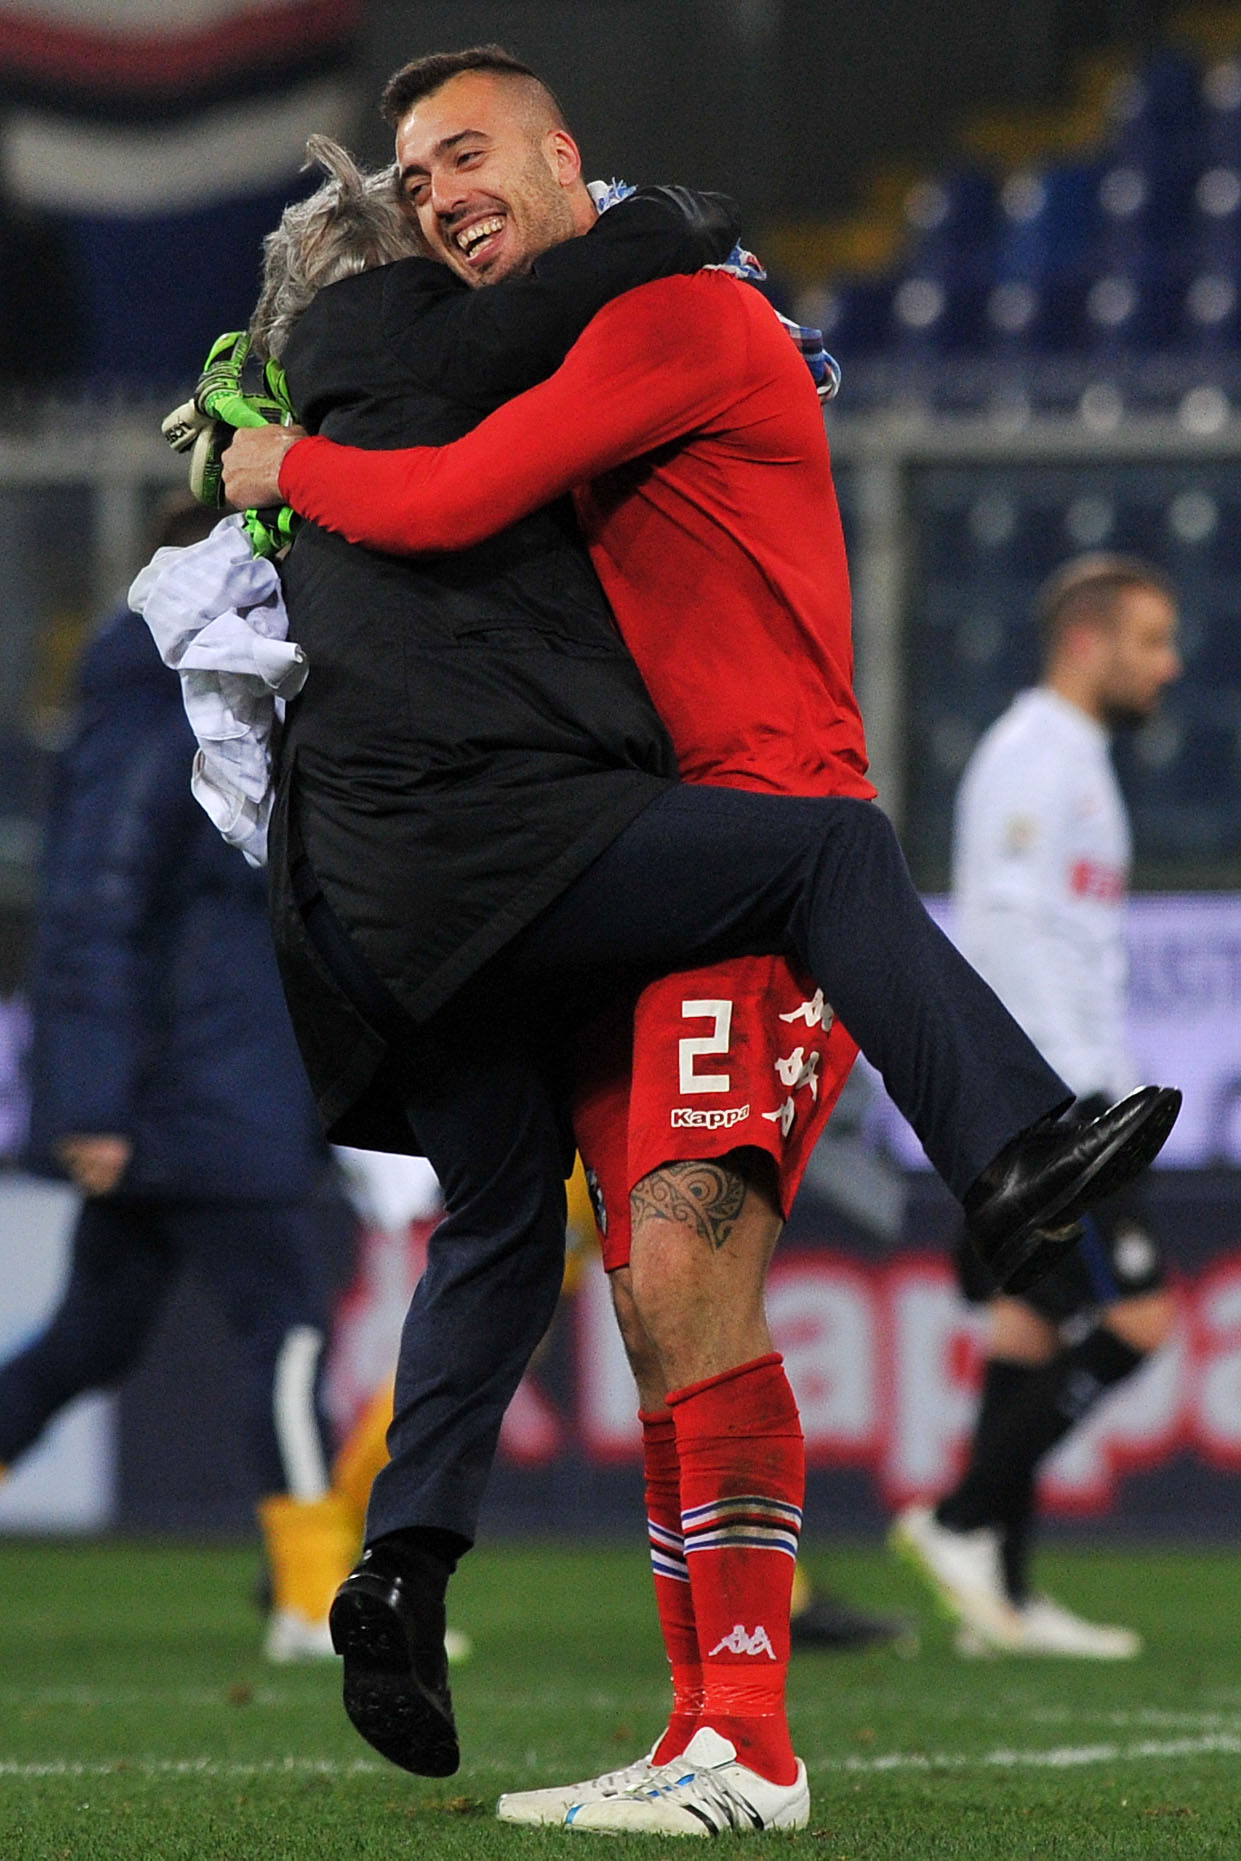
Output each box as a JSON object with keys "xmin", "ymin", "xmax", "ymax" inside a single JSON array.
[{"xmin": 129, "ymin": 514, "xmax": 306, "ymax": 867}]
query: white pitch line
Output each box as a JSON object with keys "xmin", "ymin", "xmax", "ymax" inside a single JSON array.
[
  {"xmin": 820, "ymin": 1732, "xmax": 1241, "ymax": 1774},
  {"xmin": 8, "ymin": 1690, "xmax": 1240, "ymax": 1740},
  {"xmin": 4, "ymin": 1734, "xmax": 1241, "ymax": 1783},
  {"xmin": 1029, "ymin": 1708, "xmax": 1241, "ymax": 1730},
  {"xmin": 8, "ymin": 1691, "xmax": 1238, "ymax": 1740},
  {"xmin": 0, "ymin": 1759, "xmax": 387, "ymax": 1779},
  {"xmin": 0, "ymin": 1688, "xmax": 291, "ymax": 1709}
]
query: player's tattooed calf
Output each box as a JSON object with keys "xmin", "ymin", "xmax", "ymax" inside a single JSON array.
[{"xmin": 631, "ymin": 1160, "xmax": 749, "ymax": 1251}]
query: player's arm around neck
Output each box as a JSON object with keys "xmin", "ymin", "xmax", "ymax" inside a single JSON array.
[{"xmin": 272, "ymin": 274, "xmax": 750, "ymax": 555}]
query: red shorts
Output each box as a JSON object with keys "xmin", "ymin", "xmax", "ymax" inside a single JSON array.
[{"xmin": 570, "ymin": 954, "xmax": 858, "ymax": 1271}]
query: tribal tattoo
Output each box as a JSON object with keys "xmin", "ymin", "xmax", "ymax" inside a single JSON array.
[{"xmin": 631, "ymin": 1159, "xmax": 751, "ymax": 1252}]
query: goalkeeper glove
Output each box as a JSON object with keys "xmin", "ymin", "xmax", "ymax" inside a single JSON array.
[
  {"xmin": 193, "ymin": 329, "xmax": 295, "ymax": 431},
  {"xmin": 161, "ymin": 331, "xmax": 300, "ymax": 540},
  {"xmin": 242, "ymin": 503, "xmax": 300, "ymax": 560}
]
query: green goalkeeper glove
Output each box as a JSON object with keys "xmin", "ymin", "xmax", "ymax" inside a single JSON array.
[
  {"xmin": 194, "ymin": 329, "xmax": 294, "ymax": 431},
  {"xmin": 161, "ymin": 332, "xmax": 300, "ymax": 554}
]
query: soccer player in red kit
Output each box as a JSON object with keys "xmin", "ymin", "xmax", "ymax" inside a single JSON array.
[
  {"xmin": 227, "ymin": 254, "xmax": 870, "ymax": 1831},
  {"xmin": 220, "ymin": 48, "xmax": 1173, "ymax": 1835}
]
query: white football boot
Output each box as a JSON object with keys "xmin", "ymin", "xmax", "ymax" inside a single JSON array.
[
  {"xmin": 263, "ymin": 1608, "xmax": 337, "ymax": 1662},
  {"xmin": 497, "ymin": 1745, "xmax": 660, "ymax": 1826},
  {"xmin": 890, "ymin": 1504, "xmax": 1024, "ymax": 1651},
  {"xmin": 1013, "ymin": 1594, "xmax": 1142, "ymax": 1658},
  {"xmin": 443, "ymin": 1627, "xmax": 472, "ymax": 1666},
  {"xmin": 264, "ymin": 1612, "xmax": 471, "ymax": 1665},
  {"xmin": 565, "ymin": 1726, "xmax": 809, "ymax": 1836}
]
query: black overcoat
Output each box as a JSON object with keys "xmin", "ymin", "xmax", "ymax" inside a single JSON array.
[{"xmin": 271, "ymin": 193, "xmax": 729, "ymax": 1145}]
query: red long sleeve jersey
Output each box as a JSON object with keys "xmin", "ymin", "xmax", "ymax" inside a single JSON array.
[{"xmin": 281, "ymin": 269, "xmax": 874, "ymax": 801}]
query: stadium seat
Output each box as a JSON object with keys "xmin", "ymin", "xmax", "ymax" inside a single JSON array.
[
  {"xmin": 817, "ymin": 277, "xmax": 894, "ymax": 359},
  {"xmin": 1105, "ymin": 48, "xmax": 1205, "ymax": 165},
  {"xmin": 889, "ymin": 273, "xmax": 993, "ymax": 354},
  {"xmin": 1180, "ymin": 162, "xmax": 1241, "ymax": 278},
  {"xmin": 899, "ymin": 168, "xmax": 999, "ymax": 280},
  {"xmin": 992, "ymin": 162, "xmax": 1104, "ymax": 285},
  {"xmin": 1082, "ymin": 271, "xmax": 1183, "ymax": 352},
  {"xmin": 1179, "ymin": 269, "xmax": 1241, "ymax": 350},
  {"xmin": 1094, "ymin": 159, "xmax": 1199, "ymax": 272},
  {"xmin": 1201, "ymin": 56, "xmax": 1241, "ymax": 161}
]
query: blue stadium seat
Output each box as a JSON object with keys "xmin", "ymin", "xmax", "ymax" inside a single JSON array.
[
  {"xmin": 817, "ymin": 278, "xmax": 893, "ymax": 359},
  {"xmin": 1080, "ymin": 271, "xmax": 1182, "ymax": 351},
  {"xmin": 1200, "ymin": 56, "xmax": 1241, "ymax": 162},
  {"xmin": 818, "ymin": 39, "xmax": 1241, "ymax": 382},
  {"xmin": 1118, "ymin": 715, "xmax": 1240, "ymax": 858},
  {"xmin": 1178, "ymin": 270, "xmax": 1241, "ymax": 350},
  {"xmin": 1180, "ymin": 162, "xmax": 1241, "ymax": 276},
  {"xmin": 900, "ymin": 168, "xmax": 999, "ymax": 280},
  {"xmin": 1094, "ymin": 159, "xmax": 1199, "ymax": 272},
  {"xmin": 889, "ymin": 273, "xmax": 992, "ymax": 353},
  {"xmin": 983, "ymin": 276, "xmax": 1094, "ymax": 354},
  {"xmin": 992, "ymin": 162, "xmax": 1104, "ymax": 283},
  {"xmin": 1188, "ymin": 486, "xmax": 1241, "ymax": 573},
  {"xmin": 1106, "ymin": 48, "xmax": 1205, "ymax": 165}
]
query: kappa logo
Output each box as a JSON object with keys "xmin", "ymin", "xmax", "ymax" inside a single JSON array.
[
  {"xmin": 762, "ymin": 1097, "xmax": 796, "ymax": 1136},
  {"xmin": 708, "ymin": 1623, "xmax": 777, "ymax": 1660},
  {"xmin": 670, "ymin": 1104, "xmax": 750, "ymax": 1130},
  {"xmin": 774, "ymin": 1045, "xmax": 822, "ymax": 1098},
  {"xmin": 779, "ymin": 989, "xmax": 834, "ymax": 1031}
]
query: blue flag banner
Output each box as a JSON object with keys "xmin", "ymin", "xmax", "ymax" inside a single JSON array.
[{"xmin": 0, "ymin": 0, "xmax": 364, "ymax": 387}]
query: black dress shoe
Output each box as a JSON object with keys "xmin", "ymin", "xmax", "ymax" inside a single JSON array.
[
  {"xmin": 790, "ymin": 1592, "xmax": 917, "ymax": 1654},
  {"xmin": 329, "ymin": 1539, "xmax": 459, "ymax": 1777},
  {"xmin": 964, "ymin": 1085, "xmax": 1181, "ymax": 1294}
]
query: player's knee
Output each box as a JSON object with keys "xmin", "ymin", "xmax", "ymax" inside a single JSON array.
[
  {"xmin": 989, "ymin": 1295, "xmax": 1059, "ymax": 1362},
  {"xmin": 608, "ymin": 1268, "xmax": 664, "ymax": 1399}
]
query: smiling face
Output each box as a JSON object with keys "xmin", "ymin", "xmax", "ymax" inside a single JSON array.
[{"xmin": 395, "ymin": 69, "xmax": 594, "ymax": 286}]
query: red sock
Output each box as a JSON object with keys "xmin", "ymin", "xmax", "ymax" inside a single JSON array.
[
  {"xmin": 669, "ymin": 1353, "xmax": 803, "ymax": 1787},
  {"xmin": 640, "ymin": 1408, "xmax": 702, "ymax": 1763}
]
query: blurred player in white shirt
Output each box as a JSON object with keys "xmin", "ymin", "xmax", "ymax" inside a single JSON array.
[{"xmin": 894, "ymin": 554, "xmax": 1183, "ymax": 1657}]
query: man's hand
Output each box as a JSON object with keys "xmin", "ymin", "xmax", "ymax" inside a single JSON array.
[
  {"xmin": 222, "ymin": 425, "xmax": 306, "ymax": 512},
  {"xmin": 57, "ymin": 1135, "xmax": 132, "ymax": 1198}
]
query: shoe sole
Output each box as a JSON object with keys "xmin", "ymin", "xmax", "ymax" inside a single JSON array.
[
  {"xmin": 330, "ymin": 1583, "xmax": 460, "ymax": 1777},
  {"xmin": 986, "ymin": 1087, "xmax": 1181, "ymax": 1293},
  {"xmin": 565, "ymin": 1788, "xmax": 810, "ymax": 1835}
]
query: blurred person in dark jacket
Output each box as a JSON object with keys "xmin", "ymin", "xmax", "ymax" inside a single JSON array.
[{"xmin": 7, "ymin": 495, "xmax": 356, "ymax": 1661}]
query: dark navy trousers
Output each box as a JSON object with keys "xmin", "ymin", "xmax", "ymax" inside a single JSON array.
[
  {"xmin": 0, "ymin": 1195, "xmax": 337, "ymax": 1497},
  {"xmin": 363, "ymin": 787, "xmax": 1071, "ymax": 1549}
]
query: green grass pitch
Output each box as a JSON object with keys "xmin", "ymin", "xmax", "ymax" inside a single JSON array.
[{"xmin": 2, "ymin": 1536, "xmax": 1239, "ymax": 1858}]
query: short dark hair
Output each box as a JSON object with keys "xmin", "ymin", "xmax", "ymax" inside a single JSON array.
[
  {"xmin": 1035, "ymin": 552, "xmax": 1175, "ymax": 665},
  {"xmin": 380, "ymin": 43, "xmax": 569, "ymax": 132}
]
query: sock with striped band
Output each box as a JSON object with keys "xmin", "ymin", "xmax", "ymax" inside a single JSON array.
[
  {"xmin": 640, "ymin": 1407, "xmax": 702, "ymax": 1763},
  {"xmin": 668, "ymin": 1352, "xmax": 803, "ymax": 1786}
]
